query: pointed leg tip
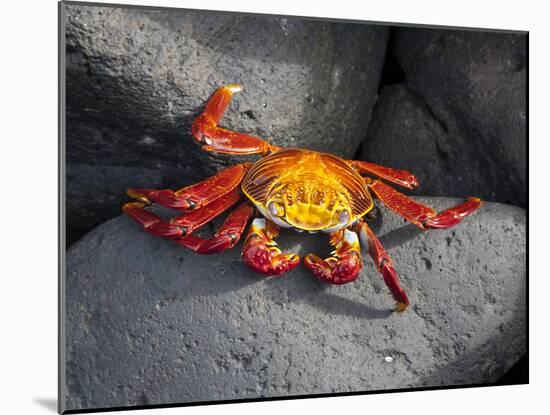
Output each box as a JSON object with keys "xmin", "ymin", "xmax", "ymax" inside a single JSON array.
[
  {"xmin": 394, "ymin": 302, "xmax": 409, "ymax": 313},
  {"xmin": 468, "ymin": 197, "xmax": 483, "ymax": 207},
  {"xmin": 226, "ymin": 84, "xmax": 243, "ymax": 93},
  {"xmin": 285, "ymin": 254, "xmax": 301, "ymax": 271},
  {"xmin": 122, "ymin": 201, "xmax": 144, "ymax": 212},
  {"xmin": 288, "ymin": 253, "xmax": 300, "ymax": 262},
  {"xmin": 303, "ymin": 253, "xmax": 320, "ymax": 265},
  {"xmin": 127, "ymin": 189, "xmax": 152, "ymax": 205}
]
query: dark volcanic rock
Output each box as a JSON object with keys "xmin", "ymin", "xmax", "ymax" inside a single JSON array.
[
  {"xmin": 384, "ymin": 29, "xmax": 526, "ymax": 206},
  {"xmin": 360, "ymin": 84, "xmax": 499, "ymax": 201},
  {"xmin": 64, "ymin": 198, "xmax": 526, "ymax": 411},
  {"xmin": 66, "ymin": 163, "xmax": 162, "ymax": 247},
  {"xmin": 65, "ymin": 4, "xmax": 388, "ymax": 179}
]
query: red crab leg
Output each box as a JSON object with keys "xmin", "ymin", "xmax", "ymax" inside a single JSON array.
[
  {"xmin": 123, "ymin": 189, "xmax": 241, "ymax": 239},
  {"xmin": 355, "ymin": 219, "xmax": 409, "ymax": 312},
  {"xmin": 242, "ymin": 218, "xmax": 300, "ymax": 275},
  {"xmin": 192, "ymin": 84, "xmax": 279, "ymax": 155},
  {"xmin": 304, "ymin": 229, "xmax": 363, "ymax": 285},
  {"xmin": 173, "ymin": 202, "xmax": 254, "ymax": 254},
  {"xmin": 368, "ymin": 179, "xmax": 483, "ymax": 229},
  {"xmin": 351, "ymin": 160, "xmax": 419, "ymax": 189},
  {"xmin": 127, "ymin": 163, "xmax": 250, "ymax": 211}
]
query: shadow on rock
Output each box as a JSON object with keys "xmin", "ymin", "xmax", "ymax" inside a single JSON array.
[
  {"xmin": 379, "ymin": 224, "xmax": 423, "ymax": 250},
  {"xmin": 263, "ymin": 274, "xmax": 393, "ymax": 320},
  {"xmin": 416, "ymin": 328, "xmax": 527, "ymax": 388},
  {"xmin": 301, "ymin": 291, "xmax": 393, "ymax": 320}
]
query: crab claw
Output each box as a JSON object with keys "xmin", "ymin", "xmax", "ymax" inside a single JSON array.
[
  {"xmin": 304, "ymin": 229, "xmax": 362, "ymax": 285},
  {"xmin": 242, "ymin": 218, "xmax": 300, "ymax": 275}
]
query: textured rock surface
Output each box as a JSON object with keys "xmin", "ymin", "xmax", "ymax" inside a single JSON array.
[
  {"xmin": 373, "ymin": 29, "xmax": 526, "ymax": 207},
  {"xmin": 65, "ymin": 4, "xmax": 388, "ymax": 176},
  {"xmin": 64, "ymin": 198, "xmax": 526, "ymax": 411},
  {"xmin": 360, "ymin": 84, "xmax": 501, "ymax": 201},
  {"xmin": 66, "ymin": 163, "xmax": 162, "ymax": 247}
]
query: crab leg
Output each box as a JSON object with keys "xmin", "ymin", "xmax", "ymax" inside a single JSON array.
[
  {"xmin": 351, "ymin": 160, "xmax": 419, "ymax": 189},
  {"xmin": 192, "ymin": 84, "xmax": 278, "ymax": 155},
  {"xmin": 123, "ymin": 188, "xmax": 241, "ymax": 239},
  {"xmin": 127, "ymin": 163, "xmax": 250, "ymax": 211},
  {"xmin": 242, "ymin": 218, "xmax": 300, "ymax": 275},
  {"xmin": 174, "ymin": 202, "xmax": 254, "ymax": 254},
  {"xmin": 368, "ymin": 179, "xmax": 482, "ymax": 229},
  {"xmin": 355, "ymin": 219, "xmax": 409, "ymax": 312},
  {"xmin": 304, "ymin": 229, "xmax": 362, "ymax": 285}
]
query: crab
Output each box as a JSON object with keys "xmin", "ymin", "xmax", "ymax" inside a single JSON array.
[{"xmin": 123, "ymin": 85, "xmax": 482, "ymax": 312}]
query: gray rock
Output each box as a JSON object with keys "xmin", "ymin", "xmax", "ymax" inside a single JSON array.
[
  {"xmin": 360, "ymin": 84, "xmax": 500, "ymax": 201},
  {"xmin": 66, "ymin": 163, "xmax": 162, "ymax": 247},
  {"xmin": 64, "ymin": 197, "xmax": 526, "ymax": 411},
  {"xmin": 65, "ymin": 4, "xmax": 388, "ymax": 184},
  {"xmin": 390, "ymin": 29, "xmax": 527, "ymax": 206}
]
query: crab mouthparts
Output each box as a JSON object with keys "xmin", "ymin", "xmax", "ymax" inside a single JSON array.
[{"xmin": 283, "ymin": 204, "xmax": 337, "ymax": 231}]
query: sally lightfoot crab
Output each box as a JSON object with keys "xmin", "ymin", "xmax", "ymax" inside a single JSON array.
[{"xmin": 123, "ymin": 85, "xmax": 482, "ymax": 312}]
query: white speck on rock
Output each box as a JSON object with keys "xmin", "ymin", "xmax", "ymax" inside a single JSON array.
[
  {"xmin": 384, "ymin": 356, "xmax": 393, "ymax": 363},
  {"xmin": 280, "ymin": 19, "xmax": 290, "ymax": 36},
  {"xmin": 140, "ymin": 136, "xmax": 156, "ymax": 145},
  {"xmin": 332, "ymin": 67, "xmax": 342, "ymax": 88}
]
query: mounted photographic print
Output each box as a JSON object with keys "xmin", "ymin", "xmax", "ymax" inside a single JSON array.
[{"xmin": 59, "ymin": 1, "xmax": 528, "ymax": 412}]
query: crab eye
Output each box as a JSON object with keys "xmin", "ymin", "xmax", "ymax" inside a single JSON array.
[
  {"xmin": 338, "ymin": 210, "xmax": 350, "ymax": 225},
  {"xmin": 268, "ymin": 201, "xmax": 285, "ymax": 217}
]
